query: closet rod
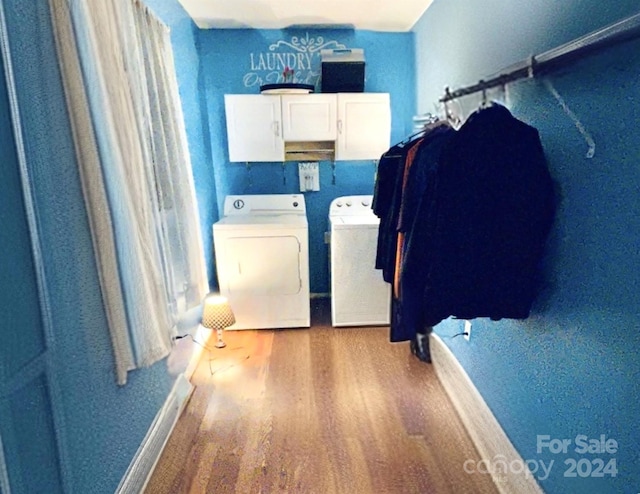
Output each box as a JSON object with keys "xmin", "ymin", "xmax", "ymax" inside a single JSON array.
[{"xmin": 440, "ymin": 12, "xmax": 640, "ymax": 103}]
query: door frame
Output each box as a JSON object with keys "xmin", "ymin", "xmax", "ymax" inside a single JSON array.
[{"xmin": 0, "ymin": 1, "xmax": 71, "ymax": 491}]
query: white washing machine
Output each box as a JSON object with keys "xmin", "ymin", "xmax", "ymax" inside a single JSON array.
[
  {"xmin": 329, "ymin": 195, "xmax": 391, "ymax": 327},
  {"xmin": 213, "ymin": 194, "xmax": 310, "ymax": 330}
]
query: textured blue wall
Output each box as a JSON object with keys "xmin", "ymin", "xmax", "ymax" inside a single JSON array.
[
  {"xmin": 414, "ymin": 2, "xmax": 640, "ymax": 492},
  {"xmin": 0, "ymin": 59, "xmax": 45, "ymax": 398},
  {"xmin": 0, "ymin": 41, "xmax": 65, "ymax": 494},
  {"xmin": 144, "ymin": 0, "xmax": 219, "ymax": 287},
  {"xmin": 0, "ymin": 1, "xmax": 200, "ymax": 491},
  {"xmin": 198, "ymin": 28, "xmax": 415, "ymax": 293}
]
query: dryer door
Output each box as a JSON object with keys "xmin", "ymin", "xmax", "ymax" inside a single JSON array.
[{"xmin": 222, "ymin": 235, "xmax": 305, "ymax": 329}]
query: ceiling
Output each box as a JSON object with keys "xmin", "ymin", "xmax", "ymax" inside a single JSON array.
[{"xmin": 176, "ymin": 0, "xmax": 434, "ymax": 32}]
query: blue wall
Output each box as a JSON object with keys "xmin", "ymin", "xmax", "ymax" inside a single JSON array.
[
  {"xmin": 198, "ymin": 28, "xmax": 415, "ymax": 293},
  {"xmin": 0, "ymin": 0, "xmax": 204, "ymax": 492},
  {"xmin": 414, "ymin": 2, "xmax": 640, "ymax": 493},
  {"xmin": 8, "ymin": 0, "xmax": 639, "ymax": 491}
]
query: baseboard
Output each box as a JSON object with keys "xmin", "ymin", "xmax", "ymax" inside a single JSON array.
[
  {"xmin": 184, "ymin": 325, "xmax": 211, "ymax": 379},
  {"xmin": 115, "ymin": 373, "xmax": 193, "ymax": 494},
  {"xmin": 430, "ymin": 334, "xmax": 544, "ymax": 494}
]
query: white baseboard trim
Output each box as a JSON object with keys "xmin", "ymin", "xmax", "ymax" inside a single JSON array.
[
  {"xmin": 430, "ymin": 334, "xmax": 544, "ymax": 494},
  {"xmin": 116, "ymin": 373, "xmax": 193, "ymax": 494},
  {"xmin": 184, "ymin": 325, "xmax": 211, "ymax": 379}
]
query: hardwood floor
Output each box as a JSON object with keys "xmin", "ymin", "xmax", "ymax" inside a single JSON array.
[{"xmin": 145, "ymin": 301, "xmax": 498, "ymax": 494}]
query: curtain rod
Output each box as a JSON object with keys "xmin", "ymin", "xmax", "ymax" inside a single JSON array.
[{"xmin": 440, "ymin": 12, "xmax": 640, "ymax": 103}]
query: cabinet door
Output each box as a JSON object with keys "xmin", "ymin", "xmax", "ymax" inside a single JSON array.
[
  {"xmin": 281, "ymin": 94, "xmax": 337, "ymax": 142},
  {"xmin": 336, "ymin": 93, "xmax": 391, "ymax": 161},
  {"xmin": 224, "ymin": 95, "xmax": 284, "ymax": 162}
]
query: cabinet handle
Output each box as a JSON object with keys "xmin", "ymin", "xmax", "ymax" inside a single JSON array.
[
  {"xmin": 337, "ymin": 119, "xmax": 343, "ymax": 134},
  {"xmin": 274, "ymin": 121, "xmax": 280, "ymax": 137}
]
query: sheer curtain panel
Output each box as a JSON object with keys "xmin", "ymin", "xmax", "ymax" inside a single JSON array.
[{"xmin": 49, "ymin": 0, "xmax": 208, "ymax": 384}]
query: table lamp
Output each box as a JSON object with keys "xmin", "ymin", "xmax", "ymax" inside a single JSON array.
[{"xmin": 202, "ymin": 295, "xmax": 235, "ymax": 348}]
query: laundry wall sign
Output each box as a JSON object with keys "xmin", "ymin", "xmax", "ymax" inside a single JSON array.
[{"xmin": 243, "ymin": 34, "xmax": 346, "ymax": 88}]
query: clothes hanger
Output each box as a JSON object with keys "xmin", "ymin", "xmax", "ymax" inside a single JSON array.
[
  {"xmin": 481, "ymin": 86, "xmax": 488, "ymax": 108},
  {"xmin": 382, "ymin": 127, "xmax": 429, "ymax": 159},
  {"xmin": 442, "ymin": 87, "xmax": 463, "ymax": 128}
]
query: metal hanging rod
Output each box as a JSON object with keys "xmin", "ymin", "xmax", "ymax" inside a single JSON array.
[{"xmin": 440, "ymin": 12, "xmax": 640, "ymax": 103}]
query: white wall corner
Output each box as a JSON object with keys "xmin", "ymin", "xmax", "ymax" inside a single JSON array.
[
  {"xmin": 430, "ymin": 333, "xmax": 544, "ymax": 494},
  {"xmin": 115, "ymin": 373, "xmax": 194, "ymax": 494}
]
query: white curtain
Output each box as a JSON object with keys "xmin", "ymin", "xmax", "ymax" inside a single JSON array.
[{"xmin": 49, "ymin": 0, "xmax": 208, "ymax": 384}]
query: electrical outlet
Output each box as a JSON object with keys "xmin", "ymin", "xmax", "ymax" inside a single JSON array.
[{"xmin": 464, "ymin": 320, "xmax": 472, "ymax": 341}]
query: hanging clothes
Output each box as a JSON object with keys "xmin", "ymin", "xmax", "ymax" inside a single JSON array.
[
  {"xmin": 373, "ymin": 122, "xmax": 455, "ymax": 342},
  {"xmin": 374, "ymin": 104, "xmax": 556, "ymax": 343},
  {"xmin": 373, "ymin": 135, "xmax": 423, "ymax": 284},
  {"xmin": 393, "ymin": 125, "xmax": 456, "ymax": 341},
  {"xmin": 419, "ymin": 104, "xmax": 555, "ymax": 326}
]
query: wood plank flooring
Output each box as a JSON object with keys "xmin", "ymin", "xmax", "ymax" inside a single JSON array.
[{"xmin": 145, "ymin": 301, "xmax": 498, "ymax": 494}]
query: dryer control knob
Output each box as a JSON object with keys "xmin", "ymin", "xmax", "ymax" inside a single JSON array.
[
  {"xmin": 346, "ymin": 201, "xmax": 352, "ymax": 207},
  {"xmin": 336, "ymin": 201, "xmax": 343, "ymax": 207},
  {"xmin": 361, "ymin": 199, "xmax": 370, "ymax": 207},
  {"xmin": 293, "ymin": 201, "xmax": 299, "ymax": 207}
]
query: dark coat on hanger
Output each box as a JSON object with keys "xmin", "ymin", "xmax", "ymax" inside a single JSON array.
[{"xmin": 414, "ymin": 104, "xmax": 556, "ymax": 327}]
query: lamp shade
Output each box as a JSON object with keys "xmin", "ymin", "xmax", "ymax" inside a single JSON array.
[{"xmin": 202, "ymin": 295, "xmax": 236, "ymax": 330}]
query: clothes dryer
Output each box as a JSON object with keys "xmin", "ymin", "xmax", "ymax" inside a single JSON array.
[
  {"xmin": 329, "ymin": 195, "xmax": 390, "ymax": 326},
  {"xmin": 213, "ymin": 194, "xmax": 310, "ymax": 329}
]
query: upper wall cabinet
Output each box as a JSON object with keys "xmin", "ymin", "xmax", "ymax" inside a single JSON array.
[
  {"xmin": 281, "ymin": 94, "xmax": 337, "ymax": 142},
  {"xmin": 224, "ymin": 94, "xmax": 284, "ymax": 162},
  {"xmin": 336, "ymin": 93, "xmax": 391, "ymax": 161},
  {"xmin": 224, "ymin": 93, "xmax": 390, "ymax": 162}
]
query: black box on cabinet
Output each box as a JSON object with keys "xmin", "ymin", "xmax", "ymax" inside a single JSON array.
[{"xmin": 321, "ymin": 49, "xmax": 365, "ymax": 93}]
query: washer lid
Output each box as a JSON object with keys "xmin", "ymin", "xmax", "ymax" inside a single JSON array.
[{"xmin": 214, "ymin": 213, "xmax": 308, "ymax": 230}]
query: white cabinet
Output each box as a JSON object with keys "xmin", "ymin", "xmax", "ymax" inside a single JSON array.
[
  {"xmin": 336, "ymin": 93, "xmax": 391, "ymax": 161},
  {"xmin": 224, "ymin": 93, "xmax": 390, "ymax": 162},
  {"xmin": 224, "ymin": 94, "xmax": 283, "ymax": 162},
  {"xmin": 281, "ymin": 94, "xmax": 337, "ymax": 142}
]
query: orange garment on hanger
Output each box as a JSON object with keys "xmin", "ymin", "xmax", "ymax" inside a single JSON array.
[{"xmin": 393, "ymin": 138, "xmax": 424, "ymax": 298}]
